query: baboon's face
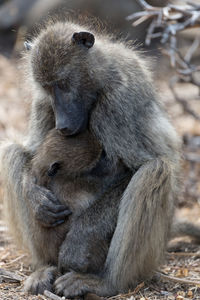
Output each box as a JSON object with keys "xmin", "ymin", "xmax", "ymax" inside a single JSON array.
[{"xmin": 28, "ymin": 25, "xmax": 97, "ymax": 136}]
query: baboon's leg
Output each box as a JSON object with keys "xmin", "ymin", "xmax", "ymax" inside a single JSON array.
[
  {"xmin": 54, "ymin": 157, "xmax": 175, "ymax": 297},
  {"xmin": 57, "ymin": 177, "xmax": 131, "ymax": 275}
]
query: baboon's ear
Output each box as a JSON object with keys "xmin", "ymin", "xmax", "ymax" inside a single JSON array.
[
  {"xmin": 24, "ymin": 41, "xmax": 32, "ymax": 51},
  {"xmin": 72, "ymin": 32, "xmax": 95, "ymax": 49}
]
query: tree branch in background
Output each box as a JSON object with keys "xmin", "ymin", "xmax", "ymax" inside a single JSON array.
[{"xmin": 126, "ymin": 0, "xmax": 200, "ymax": 120}]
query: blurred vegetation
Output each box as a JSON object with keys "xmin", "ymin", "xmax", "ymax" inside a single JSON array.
[{"xmin": 0, "ymin": 0, "xmax": 168, "ymax": 56}]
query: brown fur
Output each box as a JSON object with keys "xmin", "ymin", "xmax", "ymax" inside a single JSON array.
[
  {"xmin": 25, "ymin": 128, "xmax": 113, "ymax": 272},
  {"xmin": 32, "ymin": 129, "xmax": 102, "ymax": 186},
  {"xmin": 0, "ymin": 21, "xmax": 180, "ymax": 297}
]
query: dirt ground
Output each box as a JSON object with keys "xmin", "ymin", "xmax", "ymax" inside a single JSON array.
[{"xmin": 1, "ymin": 46, "xmax": 200, "ymax": 300}]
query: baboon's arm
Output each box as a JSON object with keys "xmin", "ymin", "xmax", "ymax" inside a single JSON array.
[{"xmin": 1, "ymin": 98, "xmax": 69, "ymax": 233}]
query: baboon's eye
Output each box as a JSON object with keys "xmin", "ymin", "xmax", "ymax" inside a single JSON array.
[{"xmin": 47, "ymin": 162, "xmax": 61, "ymax": 177}]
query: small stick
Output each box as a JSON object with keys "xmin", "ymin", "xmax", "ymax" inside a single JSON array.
[
  {"xmin": 1, "ymin": 252, "xmax": 10, "ymax": 260},
  {"xmin": 0, "ymin": 268, "xmax": 24, "ymax": 283},
  {"xmin": 168, "ymin": 251, "xmax": 200, "ymax": 258},
  {"xmin": 44, "ymin": 290, "xmax": 63, "ymax": 300},
  {"xmin": 5, "ymin": 254, "xmax": 27, "ymax": 266},
  {"xmin": 185, "ymin": 38, "xmax": 200, "ymax": 63},
  {"xmin": 108, "ymin": 282, "xmax": 144, "ymax": 300},
  {"xmin": 156, "ymin": 271, "xmax": 200, "ymax": 286}
]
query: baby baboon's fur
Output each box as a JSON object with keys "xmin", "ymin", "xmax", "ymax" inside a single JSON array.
[
  {"xmin": 32, "ymin": 128, "xmax": 102, "ymax": 186},
  {"xmin": 29, "ymin": 128, "xmax": 125, "ymax": 276},
  {"xmin": 0, "ymin": 21, "xmax": 180, "ymax": 297}
]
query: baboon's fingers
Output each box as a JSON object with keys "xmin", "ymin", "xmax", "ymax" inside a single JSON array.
[
  {"xmin": 37, "ymin": 219, "xmax": 66, "ymax": 228},
  {"xmin": 55, "ymin": 272, "xmax": 86, "ymax": 297},
  {"xmin": 30, "ymin": 183, "xmax": 72, "ymax": 227},
  {"xmin": 24, "ymin": 266, "xmax": 57, "ymax": 295},
  {"xmin": 36, "ymin": 185, "xmax": 61, "ymax": 205},
  {"xmin": 48, "ymin": 210, "xmax": 72, "ymax": 220},
  {"xmin": 54, "ymin": 271, "xmax": 99, "ymax": 297},
  {"xmin": 45, "ymin": 191, "xmax": 61, "ymax": 205},
  {"xmin": 35, "ymin": 206, "xmax": 71, "ymax": 227},
  {"xmin": 48, "ymin": 203, "xmax": 71, "ymax": 214},
  {"xmin": 28, "ymin": 184, "xmax": 62, "ymax": 206},
  {"xmin": 51, "ymin": 220, "xmax": 65, "ymax": 227}
]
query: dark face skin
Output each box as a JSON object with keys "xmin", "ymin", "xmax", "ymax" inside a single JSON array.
[
  {"xmin": 50, "ymin": 80, "xmax": 99, "ymax": 136},
  {"xmin": 52, "ymin": 84, "xmax": 89, "ymax": 136}
]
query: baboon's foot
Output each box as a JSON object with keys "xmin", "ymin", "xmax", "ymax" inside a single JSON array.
[
  {"xmin": 54, "ymin": 271, "xmax": 107, "ymax": 298},
  {"xmin": 24, "ymin": 266, "xmax": 58, "ymax": 295}
]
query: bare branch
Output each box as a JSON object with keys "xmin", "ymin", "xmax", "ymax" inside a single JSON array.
[
  {"xmin": 136, "ymin": 0, "xmax": 154, "ymax": 10},
  {"xmin": 170, "ymin": 76, "xmax": 200, "ymax": 121},
  {"xmin": 185, "ymin": 37, "xmax": 200, "ymax": 63},
  {"xmin": 156, "ymin": 271, "xmax": 200, "ymax": 286},
  {"xmin": 127, "ymin": 1, "xmax": 200, "ymax": 120}
]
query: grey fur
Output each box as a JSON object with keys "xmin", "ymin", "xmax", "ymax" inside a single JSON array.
[{"xmin": 0, "ymin": 21, "xmax": 180, "ymax": 297}]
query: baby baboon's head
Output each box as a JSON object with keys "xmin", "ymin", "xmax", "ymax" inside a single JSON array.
[{"xmin": 31, "ymin": 129, "xmax": 102, "ymax": 185}]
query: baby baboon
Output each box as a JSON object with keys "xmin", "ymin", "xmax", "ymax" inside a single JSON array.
[
  {"xmin": 31, "ymin": 128, "xmax": 131, "ymax": 280},
  {"xmin": 0, "ymin": 21, "xmax": 180, "ymax": 297},
  {"xmin": 29, "ymin": 128, "xmax": 119, "ymax": 276}
]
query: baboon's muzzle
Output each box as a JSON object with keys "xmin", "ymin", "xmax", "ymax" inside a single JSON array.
[{"xmin": 52, "ymin": 84, "xmax": 88, "ymax": 136}]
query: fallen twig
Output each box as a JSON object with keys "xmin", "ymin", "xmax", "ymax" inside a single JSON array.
[
  {"xmin": 4, "ymin": 254, "xmax": 27, "ymax": 266},
  {"xmin": 168, "ymin": 251, "xmax": 200, "ymax": 258},
  {"xmin": 156, "ymin": 271, "xmax": 200, "ymax": 286},
  {"xmin": 108, "ymin": 282, "xmax": 145, "ymax": 300},
  {"xmin": 0, "ymin": 268, "xmax": 24, "ymax": 283},
  {"xmin": 44, "ymin": 290, "xmax": 63, "ymax": 300}
]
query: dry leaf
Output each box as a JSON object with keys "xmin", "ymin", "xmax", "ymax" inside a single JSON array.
[
  {"xmin": 175, "ymin": 268, "xmax": 189, "ymax": 277},
  {"xmin": 176, "ymin": 296, "xmax": 184, "ymax": 300},
  {"xmin": 177, "ymin": 291, "xmax": 185, "ymax": 297},
  {"xmin": 187, "ymin": 290, "xmax": 193, "ymax": 298}
]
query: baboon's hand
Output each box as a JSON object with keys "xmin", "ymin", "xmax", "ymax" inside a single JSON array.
[
  {"xmin": 24, "ymin": 266, "xmax": 58, "ymax": 295},
  {"xmin": 27, "ymin": 184, "xmax": 72, "ymax": 227},
  {"xmin": 54, "ymin": 271, "xmax": 102, "ymax": 298}
]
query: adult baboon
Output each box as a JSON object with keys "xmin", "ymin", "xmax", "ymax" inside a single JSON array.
[{"xmin": 0, "ymin": 21, "xmax": 180, "ymax": 297}]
